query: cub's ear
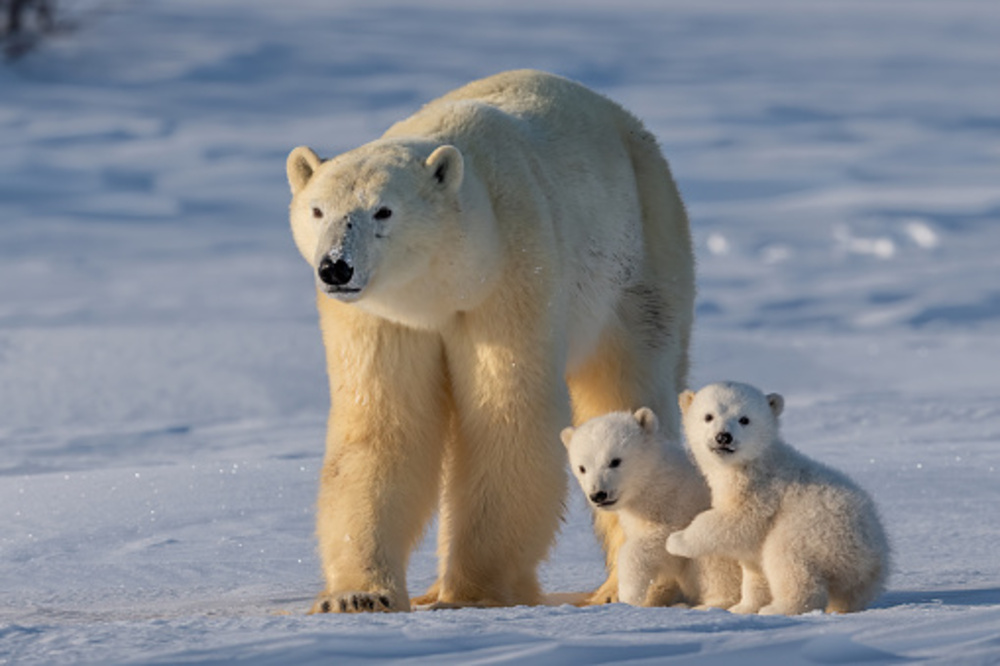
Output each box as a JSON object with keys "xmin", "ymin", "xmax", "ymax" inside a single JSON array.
[
  {"xmin": 678, "ymin": 390, "xmax": 695, "ymax": 414},
  {"xmin": 560, "ymin": 426, "xmax": 576, "ymax": 450},
  {"xmin": 766, "ymin": 393, "xmax": 785, "ymax": 418},
  {"xmin": 426, "ymin": 145, "xmax": 464, "ymax": 193},
  {"xmin": 287, "ymin": 146, "xmax": 321, "ymax": 195},
  {"xmin": 634, "ymin": 407, "xmax": 659, "ymax": 435}
]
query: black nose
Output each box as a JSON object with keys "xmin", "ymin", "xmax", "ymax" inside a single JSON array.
[
  {"xmin": 589, "ymin": 490, "xmax": 608, "ymax": 504},
  {"xmin": 715, "ymin": 432, "xmax": 733, "ymax": 446},
  {"xmin": 318, "ymin": 257, "xmax": 354, "ymax": 286}
]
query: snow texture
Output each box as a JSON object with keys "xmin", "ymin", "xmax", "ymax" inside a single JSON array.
[{"xmin": 1, "ymin": 1, "xmax": 999, "ymax": 663}]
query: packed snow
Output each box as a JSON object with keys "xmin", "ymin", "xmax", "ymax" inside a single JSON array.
[{"xmin": 1, "ymin": 1, "xmax": 999, "ymax": 663}]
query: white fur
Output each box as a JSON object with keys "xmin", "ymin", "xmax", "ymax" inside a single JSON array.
[
  {"xmin": 286, "ymin": 70, "xmax": 695, "ymax": 612},
  {"xmin": 668, "ymin": 382, "xmax": 890, "ymax": 615},
  {"xmin": 562, "ymin": 409, "xmax": 740, "ymax": 608}
]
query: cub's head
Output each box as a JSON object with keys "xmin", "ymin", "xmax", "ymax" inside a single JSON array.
[
  {"xmin": 286, "ymin": 141, "xmax": 464, "ymax": 306},
  {"xmin": 560, "ymin": 408, "xmax": 660, "ymax": 511},
  {"xmin": 679, "ymin": 382, "xmax": 784, "ymax": 467}
]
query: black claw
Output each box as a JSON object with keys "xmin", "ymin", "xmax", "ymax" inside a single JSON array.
[
  {"xmin": 379, "ymin": 595, "xmax": 391, "ymax": 609},
  {"xmin": 321, "ymin": 600, "xmax": 331, "ymax": 613},
  {"xmin": 339, "ymin": 599, "xmax": 348, "ymax": 612},
  {"xmin": 352, "ymin": 597, "xmax": 360, "ymax": 610}
]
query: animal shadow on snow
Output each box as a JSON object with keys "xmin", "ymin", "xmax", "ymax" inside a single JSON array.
[{"xmin": 873, "ymin": 588, "xmax": 1000, "ymax": 609}]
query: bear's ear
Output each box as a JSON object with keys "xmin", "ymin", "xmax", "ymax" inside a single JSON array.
[
  {"xmin": 287, "ymin": 146, "xmax": 321, "ymax": 195},
  {"xmin": 560, "ymin": 426, "xmax": 575, "ymax": 450},
  {"xmin": 634, "ymin": 407, "xmax": 659, "ymax": 435},
  {"xmin": 766, "ymin": 393, "xmax": 785, "ymax": 418},
  {"xmin": 426, "ymin": 145, "xmax": 464, "ymax": 193},
  {"xmin": 678, "ymin": 390, "xmax": 695, "ymax": 415}
]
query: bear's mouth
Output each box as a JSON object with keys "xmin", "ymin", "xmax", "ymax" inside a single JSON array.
[
  {"xmin": 320, "ymin": 284, "xmax": 363, "ymax": 300},
  {"xmin": 711, "ymin": 443, "xmax": 736, "ymax": 456},
  {"xmin": 593, "ymin": 498, "xmax": 618, "ymax": 509}
]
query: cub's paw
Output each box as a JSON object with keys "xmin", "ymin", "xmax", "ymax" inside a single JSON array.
[
  {"xmin": 310, "ymin": 590, "xmax": 400, "ymax": 614},
  {"xmin": 665, "ymin": 531, "xmax": 694, "ymax": 558}
]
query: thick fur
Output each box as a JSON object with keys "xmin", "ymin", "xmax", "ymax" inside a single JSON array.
[
  {"xmin": 667, "ymin": 382, "xmax": 890, "ymax": 615},
  {"xmin": 562, "ymin": 409, "xmax": 741, "ymax": 608},
  {"xmin": 287, "ymin": 70, "xmax": 694, "ymax": 613}
]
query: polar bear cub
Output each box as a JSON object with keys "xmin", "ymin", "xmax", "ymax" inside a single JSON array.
[
  {"xmin": 562, "ymin": 409, "xmax": 741, "ymax": 608},
  {"xmin": 667, "ymin": 382, "xmax": 889, "ymax": 615}
]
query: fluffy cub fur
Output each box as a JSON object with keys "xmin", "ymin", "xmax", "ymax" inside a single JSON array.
[
  {"xmin": 562, "ymin": 409, "xmax": 740, "ymax": 608},
  {"xmin": 667, "ymin": 382, "xmax": 890, "ymax": 614}
]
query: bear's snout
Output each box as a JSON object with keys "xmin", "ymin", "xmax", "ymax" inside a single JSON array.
[
  {"xmin": 588, "ymin": 490, "xmax": 617, "ymax": 508},
  {"xmin": 318, "ymin": 257, "xmax": 355, "ymax": 287},
  {"xmin": 712, "ymin": 431, "xmax": 736, "ymax": 455}
]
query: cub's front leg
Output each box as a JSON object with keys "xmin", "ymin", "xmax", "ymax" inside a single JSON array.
[
  {"xmin": 616, "ymin": 536, "xmax": 654, "ymax": 606},
  {"xmin": 618, "ymin": 529, "xmax": 685, "ymax": 607},
  {"xmin": 667, "ymin": 509, "xmax": 725, "ymax": 560},
  {"xmin": 667, "ymin": 508, "xmax": 763, "ymax": 562}
]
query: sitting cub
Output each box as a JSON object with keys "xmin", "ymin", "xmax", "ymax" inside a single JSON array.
[
  {"xmin": 562, "ymin": 408, "xmax": 740, "ymax": 608},
  {"xmin": 667, "ymin": 382, "xmax": 890, "ymax": 614}
]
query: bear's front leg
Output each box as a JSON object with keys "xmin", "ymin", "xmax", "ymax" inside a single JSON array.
[
  {"xmin": 667, "ymin": 508, "xmax": 756, "ymax": 561},
  {"xmin": 729, "ymin": 562, "xmax": 771, "ymax": 614},
  {"xmin": 312, "ymin": 299, "xmax": 448, "ymax": 613},
  {"xmin": 616, "ymin": 537, "xmax": 652, "ymax": 606},
  {"xmin": 618, "ymin": 531, "xmax": 683, "ymax": 607},
  {"xmin": 436, "ymin": 311, "xmax": 568, "ymax": 607}
]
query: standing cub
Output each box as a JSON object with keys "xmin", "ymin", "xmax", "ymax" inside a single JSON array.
[
  {"xmin": 562, "ymin": 409, "xmax": 741, "ymax": 608},
  {"xmin": 667, "ymin": 382, "xmax": 889, "ymax": 614}
]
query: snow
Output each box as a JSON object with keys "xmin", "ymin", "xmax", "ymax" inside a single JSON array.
[{"xmin": 1, "ymin": 0, "xmax": 999, "ymax": 663}]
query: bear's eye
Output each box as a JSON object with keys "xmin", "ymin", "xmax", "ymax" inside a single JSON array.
[
  {"xmin": 609, "ymin": 458, "xmax": 621, "ymax": 468},
  {"xmin": 311, "ymin": 207, "xmax": 323, "ymax": 219},
  {"xmin": 578, "ymin": 465, "xmax": 586, "ymax": 474},
  {"xmin": 739, "ymin": 416, "xmax": 750, "ymax": 426},
  {"xmin": 373, "ymin": 207, "xmax": 392, "ymax": 221},
  {"xmin": 704, "ymin": 414, "xmax": 714, "ymax": 423}
]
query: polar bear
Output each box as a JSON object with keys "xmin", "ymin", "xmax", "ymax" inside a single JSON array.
[
  {"xmin": 286, "ymin": 70, "xmax": 694, "ymax": 613},
  {"xmin": 667, "ymin": 382, "xmax": 890, "ymax": 615},
  {"xmin": 562, "ymin": 408, "xmax": 741, "ymax": 608}
]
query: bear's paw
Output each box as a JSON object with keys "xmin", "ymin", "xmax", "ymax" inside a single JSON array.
[
  {"xmin": 310, "ymin": 590, "xmax": 400, "ymax": 614},
  {"xmin": 665, "ymin": 531, "xmax": 695, "ymax": 558}
]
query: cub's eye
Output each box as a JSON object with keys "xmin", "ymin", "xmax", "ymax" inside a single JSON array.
[
  {"xmin": 578, "ymin": 465, "xmax": 586, "ymax": 474},
  {"xmin": 739, "ymin": 416, "xmax": 750, "ymax": 426},
  {"xmin": 373, "ymin": 207, "xmax": 392, "ymax": 220},
  {"xmin": 609, "ymin": 458, "xmax": 622, "ymax": 468},
  {"xmin": 311, "ymin": 207, "xmax": 323, "ymax": 219},
  {"xmin": 704, "ymin": 414, "xmax": 714, "ymax": 423}
]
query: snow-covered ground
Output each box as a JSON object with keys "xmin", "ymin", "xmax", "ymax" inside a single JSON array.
[{"xmin": 2, "ymin": 1, "xmax": 999, "ymax": 663}]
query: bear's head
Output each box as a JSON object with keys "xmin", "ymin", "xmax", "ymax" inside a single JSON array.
[
  {"xmin": 560, "ymin": 408, "xmax": 661, "ymax": 511},
  {"xmin": 286, "ymin": 140, "xmax": 497, "ymax": 327},
  {"xmin": 679, "ymin": 382, "xmax": 784, "ymax": 468}
]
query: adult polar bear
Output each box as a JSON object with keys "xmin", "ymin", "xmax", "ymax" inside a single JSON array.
[{"xmin": 286, "ymin": 70, "xmax": 694, "ymax": 613}]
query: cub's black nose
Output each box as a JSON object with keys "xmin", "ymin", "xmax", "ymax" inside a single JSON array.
[
  {"xmin": 318, "ymin": 257, "xmax": 354, "ymax": 286},
  {"xmin": 589, "ymin": 490, "xmax": 608, "ymax": 504},
  {"xmin": 715, "ymin": 432, "xmax": 733, "ymax": 446}
]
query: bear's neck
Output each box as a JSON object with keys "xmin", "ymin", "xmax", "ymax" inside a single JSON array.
[{"xmin": 706, "ymin": 442, "xmax": 784, "ymax": 512}]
